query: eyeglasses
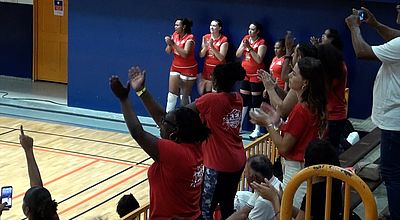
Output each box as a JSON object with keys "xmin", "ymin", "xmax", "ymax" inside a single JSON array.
[{"xmin": 161, "ymin": 116, "xmax": 177, "ymax": 128}]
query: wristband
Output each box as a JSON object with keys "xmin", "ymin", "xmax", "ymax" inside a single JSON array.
[
  {"xmin": 136, "ymin": 87, "xmax": 147, "ymax": 97},
  {"xmin": 246, "ymin": 192, "xmax": 259, "ymax": 209}
]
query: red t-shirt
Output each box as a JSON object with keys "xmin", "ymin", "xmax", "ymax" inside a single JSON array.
[
  {"xmin": 269, "ymin": 56, "xmax": 285, "ymax": 89},
  {"xmin": 241, "ymin": 35, "xmax": 266, "ymax": 83},
  {"xmin": 203, "ymin": 33, "xmax": 228, "ymax": 66},
  {"xmin": 195, "ymin": 92, "xmax": 246, "ymax": 172},
  {"xmin": 148, "ymin": 139, "xmax": 203, "ymax": 219},
  {"xmin": 281, "ymin": 103, "xmax": 320, "ymax": 161},
  {"xmin": 327, "ymin": 63, "xmax": 348, "ymax": 120},
  {"xmin": 171, "ymin": 32, "xmax": 197, "ymax": 68}
]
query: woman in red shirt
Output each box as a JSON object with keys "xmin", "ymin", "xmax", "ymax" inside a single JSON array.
[
  {"xmin": 269, "ymin": 39, "xmax": 286, "ymax": 90},
  {"xmin": 110, "ymin": 67, "xmax": 210, "ymax": 219},
  {"xmin": 236, "ymin": 22, "xmax": 267, "ymax": 139},
  {"xmin": 250, "ymin": 57, "xmax": 327, "ymax": 208},
  {"xmin": 198, "ymin": 19, "xmax": 228, "ymax": 95},
  {"xmin": 164, "ymin": 18, "xmax": 198, "ymax": 112}
]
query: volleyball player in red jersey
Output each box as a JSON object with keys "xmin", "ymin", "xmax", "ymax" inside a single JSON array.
[
  {"xmin": 165, "ymin": 18, "xmax": 198, "ymax": 112},
  {"xmin": 198, "ymin": 19, "xmax": 228, "ymax": 95},
  {"xmin": 269, "ymin": 39, "xmax": 286, "ymax": 90},
  {"xmin": 236, "ymin": 22, "xmax": 267, "ymax": 139}
]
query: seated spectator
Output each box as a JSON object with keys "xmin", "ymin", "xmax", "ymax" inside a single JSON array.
[
  {"xmin": 227, "ymin": 155, "xmax": 283, "ymax": 220},
  {"xmin": 251, "ymin": 139, "xmax": 342, "ymax": 220},
  {"xmin": 116, "ymin": 193, "xmax": 140, "ymax": 218},
  {"xmin": 19, "ymin": 125, "xmax": 59, "ymax": 220},
  {"xmin": 110, "ymin": 68, "xmax": 210, "ymax": 219}
]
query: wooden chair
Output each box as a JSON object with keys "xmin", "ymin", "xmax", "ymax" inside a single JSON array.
[{"xmin": 280, "ymin": 164, "xmax": 377, "ymax": 220}]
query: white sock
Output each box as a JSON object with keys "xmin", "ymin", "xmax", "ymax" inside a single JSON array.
[{"xmin": 166, "ymin": 92, "xmax": 178, "ymax": 112}]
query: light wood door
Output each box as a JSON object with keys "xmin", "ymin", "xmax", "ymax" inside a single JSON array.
[{"xmin": 34, "ymin": 0, "xmax": 68, "ymax": 83}]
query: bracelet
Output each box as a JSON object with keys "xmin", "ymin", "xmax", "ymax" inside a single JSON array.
[{"xmin": 136, "ymin": 87, "xmax": 147, "ymax": 97}]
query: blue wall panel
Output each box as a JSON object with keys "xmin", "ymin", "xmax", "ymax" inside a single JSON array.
[{"xmin": 0, "ymin": 2, "xmax": 32, "ymax": 78}]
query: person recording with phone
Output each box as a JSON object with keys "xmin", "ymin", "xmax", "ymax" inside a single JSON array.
[{"xmin": 346, "ymin": 5, "xmax": 400, "ymax": 219}]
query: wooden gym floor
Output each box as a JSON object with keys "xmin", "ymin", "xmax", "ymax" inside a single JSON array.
[{"xmin": 0, "ymin": 115, "xmax": 152, "ymax": 219}]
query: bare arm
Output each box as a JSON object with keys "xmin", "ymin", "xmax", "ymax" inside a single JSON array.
[
  {"xmin": 199, "ymin": 36, "xmax": 208, "ymax": 58},
  {"xmin": 138, "ymin": 90, "xmax": 166, "ymax": 127},
  {"xmin": 363, "ymin": 7, "xmax": 400, "ymax": 41},
  {"xmin": 110, "ymin": 76, "xmax": 159, "ymax": 161},
  {"xmin": 346, "ymin": 11, "xmax": 378, "ymax": 60},
  {"xmin": 165, "ymin": 45, "xmax": 172, "ymax": 54},
  {"xmin": 210, "ymin": 42, "xmax": 228, "ymax": 61},
  {"xmin": 226, "ymin": 206, "xmax": 252, "ymax": 220},
  {"xmin": 172, "ymin": 40, "xmax": 193, "ymax": 58},
  {"xmin": 250, "ymin": 45, "xmax": 267, "ymax": 64},
  {"xmin": 20, "ymin": 126, "xmax": 43, "ymax": 187},
  {"xmin": 236, "ymin": 41, "xmax": 245, "ymax": 58},
  {"xmin": 165, "ymin": 36, "xmax": 173, "ymax": 54},
  {"xmin": 268, "ymin": 127, "xmax": 297, "ymax": 156}
]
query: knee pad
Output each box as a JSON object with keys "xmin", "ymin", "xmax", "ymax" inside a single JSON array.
[
  {"xmin": 241, "ymin": 93, "xmax": 251, "ymax": 107},
  {"xmin": 252, "ymin": 95, "xmax": 263, "ymax": 108},
  {"xmin": 166, "ymin": 92, "xmax": 178, "ymax": 112}
]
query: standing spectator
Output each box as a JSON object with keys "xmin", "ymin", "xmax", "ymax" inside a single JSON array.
[
  {"xmin": 269, "ymin": 39, "xmax": 286, "ymax": 90},
  {"xmin": 199, "ymin": 19, "xmax": 228, "ymax": 95},
  {"xmin": 250, "ymin": 57, "xmax": 327, "ymax": 208},
  {"xmin": 236, "ymin": 22, "xmax": 267, "ymax": 139},
  {"xmin": 310, "ymin": 28, "xmax": 344, "ymax": 51},
  {"xmin": 165, "ymin": 18, "xmax": 198, "ymax": 112},
  {"xmin": 346, "ymin": 5, "xmax": 400, "ymax": 219},
  {"xmin": 110, "ymin": 68, "xmax": 210, "ymax": 219}
]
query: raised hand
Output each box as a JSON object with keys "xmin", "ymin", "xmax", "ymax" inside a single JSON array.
[
  {"xmin": 345, "ymin": 9, "xmax": 361, "ymax": 29},
  {"xmin": 285, "ymin": 31, "xmax": 295, "ymax": 54},
  {"xmin": 249, "ymin": 108, "xmax": 271, "ymax": 127},
  {"xmin": 310, "ymin": 36, "xmax": 320, "ymax": 47},
  {"xmin": 128, "ymin": 66, "xmax": 146, "ymax": 92},
  {"xmin": 250, "ymin": 179, "xmax": 280, "ymax": 202},
  {"xmin": 260, "ymin": 102, "xmax": 281, "ymax": 126},
  {"xmin": 257, "ymin": 69, "xmax": 276, "ymax": 91},
  {"xmin": 361, "ymin": 7, "xmax": 378, "ymax": 27},
  {"xmin": 19, "ymin": 125, "xmax": 33, "ymax": 152},
  {"xmin": 110, "ymin": 75, "xmax": 130, "ymax": 100},
  {"xmin": 244, "ymin": 39, "xmax": 251, "ymax": 50}
]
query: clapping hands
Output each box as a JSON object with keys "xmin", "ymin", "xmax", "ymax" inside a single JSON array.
[
  {"xmin": 249, "ymin": 102, "xmax": 281, "ymax": 128},
  {"xmin": 257, "ymin": 69, "xmax": 276, "ymax": 91}
]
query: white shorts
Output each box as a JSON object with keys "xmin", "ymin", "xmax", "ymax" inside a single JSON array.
[
  {"xmin": 282, "ymin": 158, "xmax": 306, "ymax": 209},
  {"xmin": 170, "ymin": 71, "xmax": 197, "ymax": 81}
]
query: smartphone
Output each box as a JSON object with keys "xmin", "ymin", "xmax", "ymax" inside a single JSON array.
[
  {"xmin": 1, "ymin": 186, "xmax": 13, "ymax": 208},
  {"xmin": 358, "ymin": 9, "xmax": 366, "ymax": 21}
]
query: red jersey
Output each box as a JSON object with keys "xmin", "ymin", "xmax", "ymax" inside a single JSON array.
[
  {"xmin": 148, "ymin": 139, "xmax": 203, "ymax": 219},
  {"xmin": 281, "ymin": 103, "xmax": 320, "ymax": 161},
  {"xmin": 195, "ymin": 92, "xmax": 246, "ymax": 172},
  {"xmin": 171, "ymin": 32, "xmax": 197, "ymax": 69},
  {"xmin": 241, "ymin": 35, "xmax": 266, "ymax": 83},
  {"xmin": 327, "ymin": 63, "xmax": 348, "ymax": 120},
  {"xmin": 269, "ymin": 56, "xmax": 285, "ymax": 89},
  {"xmin": 202, "ymin": 34, "xmax": 228, "ymax": 80}
]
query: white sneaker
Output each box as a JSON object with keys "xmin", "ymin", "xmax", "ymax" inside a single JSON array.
[{"xmin": 249, "ymin": 130, "xmax": 263, "ymax": 139}]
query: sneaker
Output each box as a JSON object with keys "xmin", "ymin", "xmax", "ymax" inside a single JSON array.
[{"xmin": 249, "ymin": 130, "xmax": 263, "ymax": 139}]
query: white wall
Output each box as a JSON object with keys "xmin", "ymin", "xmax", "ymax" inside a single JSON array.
[{"xmin": 0, "ymin": 0, "xmax": 33, "ymax": 5}]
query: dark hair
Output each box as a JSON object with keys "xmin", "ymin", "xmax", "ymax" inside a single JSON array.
[
  {"xmin": 117, "ymin": 194, "xmax": 140, "ymax": 218},
  {"xmin": 277, "ymin": 38, "xmax": 285, "ymax": 48},
  {"xmin": 212, "ymin": 62, "xmax": 246, "ymax": 92},
  {"xmin": 297, "ymin": 43, "xmax": 317, "ymax": 58},
  {"xmin": 326, "ymin": 28, "xmax": 343, "ymax": 51},
  {"xmin": 174, "ymin": 107, "xmax": 210, "ymax": 143},
  {"xmin": 249, "ymin": 22, "xmax": 263, "ymax": 34},
  {"xmin": 23, "ymin": 186, "xmax": 58, "ymax": 220},
  {"xmin": 212, "ymin": 19, "xmax": 223, "ymax": 29},
  {"xmin": 248, "ymin": 155, "xmax": 274, "ymax": 180},
  {"xmin": 304, "ymin": 139, "xmax": 340, "ymax": 167},
  {"xmin": 175, "ymin": 18, "xmax": 193, "ymax": 34},
  {"xmin": 298, "ymin": 57, "xmax": 327, "ymax": 137},
  {"xmin": 317, "ymin": 44, "xmax": 345, "ymax": 84}
]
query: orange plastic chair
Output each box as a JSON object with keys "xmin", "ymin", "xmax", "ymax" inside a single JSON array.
[{"xmin": 280, "ymin": 164, "xmax": 377, "ymax": 220}]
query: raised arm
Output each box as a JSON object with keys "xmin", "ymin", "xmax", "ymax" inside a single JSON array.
[
  {"xmin": 128, "ymin": 67, "xmax": 165, "ymax": 126},
  {"xmin": 110, "ymin": 76, "xmax": 159, "ymax": 161},
  {"xmin": 345, "ymin": 10, "xmax": 378, "ymax": 60},
  {"xmin": 363, "ymin": 7, "xmax": 400, "ymax": 42},
  {"xmin": 281, "ymin": 31, "xmax": 295, "ymax": 82},
  {"xmin": 199, "ymin": 36, "xmax": 208, "ymax": 58},
  {"xmin": 19, "ymin": 125, "xmax": 43, "ymax": 187}
]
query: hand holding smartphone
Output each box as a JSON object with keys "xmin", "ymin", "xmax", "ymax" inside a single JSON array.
[
  {"xmin": 358, "ymin": 9, "xmax": 366, "ymax": 21},
  {"xmin": 1, "ymin": 186, "xmax": 13, "ymax": 209}
]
